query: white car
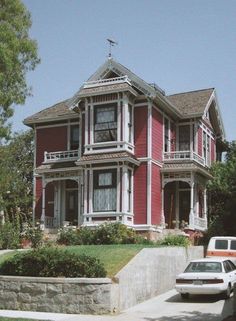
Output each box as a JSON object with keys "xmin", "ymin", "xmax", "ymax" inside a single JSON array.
[{"xmin": 175, "ymin": 258, "xmax": 236, "ymax": 299}]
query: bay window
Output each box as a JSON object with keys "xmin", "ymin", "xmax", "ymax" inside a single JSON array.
[
  {"xmin": 94, "ymin": 104, "xmax": 117, "ymax": 143},
  {"xmin": 179, "ymin": 125, "xmax": 190, "ymax": 151},
  {"xmin": 70, "ymin": 125, "xmax": 79, "ymax": 150},
  {"xmin": 93, "ymin": 169, "xmax": 117, "ymax": 211}
]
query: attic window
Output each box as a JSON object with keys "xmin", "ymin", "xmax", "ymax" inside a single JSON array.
[{"xmin": 94, "ymin": 103, "xmax": 117, "ymax": 143}]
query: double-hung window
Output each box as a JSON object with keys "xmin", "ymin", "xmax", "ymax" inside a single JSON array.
[
  {"xmin": 93, "ymin": 170, "xmax": 117, "ymax": 211},
  {"xmin": 70, "ymin": 125, "xmax": 79, "ymax": 150},
  {"xmin": 94, "ymin": 104, "xmax": 117, "ymax": 143}
]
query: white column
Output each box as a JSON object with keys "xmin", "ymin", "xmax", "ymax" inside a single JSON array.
[
  {"xmin": 122, "ymin": 166, "xmax": 128, "ymax": 216},
  {"xmin": 147, "ymin": 100, "xmax": 152, "ymax": 226},
  {"xmin": 123, "ymin": 95, "xmax": 129, "ymax": 142},
  {"xmin": 85, "ymin": 100, "xmax": 88, "ymax": 146},
  {"xmin": 89, "ymin": 168, "xmax": 93, "ymax": 222},
  {"xmin": 189, "ymin": 178, "xmax": 195, "ymax": 229},
  {"xmin": 160, "ymin": 183, "xmax": 165, "ymax": 228},
  {"xmin": 116, "ymin": 166, "xmax": 120, "ymax": 214},
  {"xmin": 41, "ymin": 177, "xmax": 46, "ymax": 229},
  {"xmin": 203, "ymin": 187, "xmax": 207, "ymax": 219},
  {"xmin": 117, "ymin": 100, "xmax": 121, "ymax": 142},
  {"xmin": 77, "ymin": 178, "xmax": 81, "ymax": 226},
  {"xmin": 190, "ymin": 122, "xmax": 193, "ymax": 158}
]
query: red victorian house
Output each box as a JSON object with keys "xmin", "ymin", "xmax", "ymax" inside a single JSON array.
[{"xmin": 24, "ymin": 59, "xmax": 225, "ymax": 234}]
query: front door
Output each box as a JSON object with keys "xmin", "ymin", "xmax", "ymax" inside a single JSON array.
[
  {"xmin": 179, "ymin": 190, "xmax": 190, "ymax": 226},
  {"xmin": 65, "ymin": 189, "xmax": 78, "ymax": 225}
]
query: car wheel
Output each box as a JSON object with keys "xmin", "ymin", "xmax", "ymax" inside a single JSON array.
[
  {"xmin": 181, "ymin": 293, "xmax": 189, "ymax": 299},
  {"xmin": 223, "ymin": 284, "xmax": 231, "ymax": 299}
]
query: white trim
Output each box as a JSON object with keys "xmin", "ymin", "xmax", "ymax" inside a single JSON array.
[
  {"xmin": 90, "ymin": 104, "xmax": 94, "ymax": 144},
  {"xmin": 147, "ymin": 100, "xmax": 152, "ymax": 226},
  {"xmin": 85, "ymin": 100, "xmax": 88, "ymax": 146},
  {"xmin": 89, "ymin": 168, "xmax": 93, "ymax": 213},
  {"xmin": 83, "ymin": 170, "xmax": 88, "ymax": 215},
  {"xmin": 24, "ymin": 115, "xmax": 80, "ymax": 127},
  {"xmin": 137, "ymin": 157, "xmax": 162, "ymax": 167},
  {"xmin": 116, "ymin": 165, "xmax": 120, "ymax": 213}
]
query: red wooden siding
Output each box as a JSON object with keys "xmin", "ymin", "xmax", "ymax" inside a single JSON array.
[
  {"xmin": 152, "ymin": 107, "xmax": 163, "ymax": 160},
  {"xmin": 151, "ymin": 164, "xmax": 161, "ymax": 225},
  {"xmin": 198, "ymin": 127, "xmax": 202, "ymax": 156},
  {"xmin": 133, "ymin": 163, "xmax": 147, "ymax": 224},
  {"xmin": 45, "ymin": 182, "xmax": 54, "ymax": 217},
  {"xmin": 35, "ymin": 177, "xmax": 42, "ymax": 220},
  {"xmin": 36, "ymin": 126, "xmax": 67, "ymax": 166},
  {"xmin": 134, "ymin": 107, "xmax": 147, "ymax": 157}
]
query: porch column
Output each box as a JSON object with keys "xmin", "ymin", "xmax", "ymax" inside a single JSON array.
[
  {"xmin": 41, "ymin": 178, "xmax": 46, "ymax": 229},
  {"xmin": 77, "ymin": 178, "xmax": 81, "ymax": 227},
  {"xmin": 189, "ymin": 180, "xmax": 195, "ymax": 229},
  {"xmin": 160, "ymin": 184, "xmax": 165, "ymax": 228},
  {"xmin": 122, "ymin": 166, "xmax": 128, "ymax": 223},
  {"xmin": 203, "ymin": 187, "xmax": 208, "ymax": 228}
]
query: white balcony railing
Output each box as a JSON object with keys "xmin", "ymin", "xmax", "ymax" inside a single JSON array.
[
  {"xmin": 44, "ymin": 150, "xmax": 79, "ymax": 163},
  {"xmin": 83, "ymin": 76, "xmax": 131, "ymax": 88},
  {"xmin": 163, "ymin": 151, "xmax": 205, "ymax": 166}
]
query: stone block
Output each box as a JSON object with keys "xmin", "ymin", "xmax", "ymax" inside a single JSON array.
[
  {"xmin": 21, "ymin": 282, "xmax": 46, "ymax": 295},
  {"xmin": 18, "ymin": 292, "xmax": 32, "ymax": 303}
]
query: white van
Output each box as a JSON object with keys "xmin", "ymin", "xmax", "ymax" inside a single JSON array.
[{"xmin": 206, "ymin": 236, "xmax": 236, "ymax": 264}]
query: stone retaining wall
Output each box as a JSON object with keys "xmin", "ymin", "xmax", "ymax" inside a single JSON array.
[
  {"xmin": 0, "ymin": 246, "xmax": 203, "ymax": 314},
  {"xmin": 0, "ymin": 276, "xmax": 119, "ymax": 314}
]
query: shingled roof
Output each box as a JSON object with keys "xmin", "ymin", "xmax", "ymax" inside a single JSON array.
[
  {"xmin": 24, "ymin": 99, "xmax": 78, "ymax": 126},
  {"xmin": 166, "ymin": 88, "xmax": 214, "ymax": 116}
]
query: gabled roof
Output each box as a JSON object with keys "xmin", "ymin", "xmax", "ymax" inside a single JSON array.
[
  {"xmin": 167, "ymin": 88, "xmax": 214, "ymax": 116},
  {"xmin": 24, "ymin": 99, "xmax": 78, "ymax": 126}
]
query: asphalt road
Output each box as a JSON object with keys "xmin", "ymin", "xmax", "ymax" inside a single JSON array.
[{"xmin": 0, "ymin": 289, "xmax": 233, "ymax": 321}]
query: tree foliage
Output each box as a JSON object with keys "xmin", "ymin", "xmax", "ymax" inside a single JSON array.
[
  {"xmin": 207, "ymin": 141, "xmax": 236, "ymax": 236},
  {"xmin": 0, "ymin": 130, "xmax": 34, "ymax": 221},
  {"xmin": 0, "ymin": 0, "xmax": 40, "ymax": 139}
]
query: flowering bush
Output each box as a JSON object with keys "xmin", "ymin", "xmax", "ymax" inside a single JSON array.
[{"xmin": 23, "ymin": 224, "xmax": 43, "ymax": 248}]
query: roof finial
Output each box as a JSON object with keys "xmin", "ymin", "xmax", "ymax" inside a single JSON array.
[{"xmin": 107, "ymin": 38, "xmax": 118, "ymax": 59}]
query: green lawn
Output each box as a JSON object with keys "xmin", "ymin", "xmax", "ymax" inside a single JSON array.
[
  {"xmin": 0, "ymin": 244, "xmax": 156, "ymax": 277},
  {"xmin": 66, "ymin": 244, "xmax": 154, "ymax": 277}
]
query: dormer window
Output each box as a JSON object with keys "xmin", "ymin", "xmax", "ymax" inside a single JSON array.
[{"xmin": 94, "ymin": 104, "xmax": 117, "ymax": 143}]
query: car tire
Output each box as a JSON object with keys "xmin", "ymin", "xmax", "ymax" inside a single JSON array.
[
  {"xmin": 181, "ymin": 293, "xmax": 189, "ymax": 299},
  {"xmin": 222, "ymin": 284, "xmax": 231, "ymax": 300}
]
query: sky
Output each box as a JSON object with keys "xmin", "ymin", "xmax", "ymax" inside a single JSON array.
[{"xmin": 12, "ymin": 0, "xmax": 236, "ymax": 141}]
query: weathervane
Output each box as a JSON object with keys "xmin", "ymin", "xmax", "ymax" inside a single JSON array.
[{"xmin": 107, "ymin": 38, "xmax": 118, "ymax": 58}]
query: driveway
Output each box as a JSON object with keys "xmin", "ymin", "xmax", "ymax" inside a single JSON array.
[{"xmin": 0, "ymin": 289, "xmax": 233, "ymax": 321}]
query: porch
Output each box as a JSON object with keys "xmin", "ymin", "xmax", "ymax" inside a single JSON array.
[{"xmin": 161, "ymin": 171, "xmax": 208, "ymax": 232}]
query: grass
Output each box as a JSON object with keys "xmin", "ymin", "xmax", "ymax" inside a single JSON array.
[
  {"xmin": 66, "ymin": 244, "xmax": 155, "ymax": 277},
  {"xmin": 0, "ymin": 245, "xmax": 152, "ymax": 277}
]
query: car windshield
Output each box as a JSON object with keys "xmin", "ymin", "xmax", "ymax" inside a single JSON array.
[{"xmin": 185, "ymin": 262, "xmax": 222, "ymax": 273}]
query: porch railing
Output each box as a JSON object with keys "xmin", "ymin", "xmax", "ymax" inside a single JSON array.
[
  {"xmin": 45, "ymin": 216, "xmax": 59, "ymax": 229},
  {"xmin": 44, "ymin": 150, "xmax": 79, "ymax": 163},
  {"xmin": 83, "ymin": 76, "xmax": 131, "ymax": 88},
  {"xmin": 163, "ymin": 151, "xmax": 205, "ymax": 166},
  {"xmin": 194, "ymin": 216, "xmax": 207, "ymax": 231}
]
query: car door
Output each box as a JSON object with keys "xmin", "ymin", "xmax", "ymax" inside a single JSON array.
[{"xmin": 227, "ymin": 260, "xmax": 236, "ymax": 285}]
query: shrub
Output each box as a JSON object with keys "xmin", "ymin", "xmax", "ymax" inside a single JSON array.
[
  {"xmin": 23, "ymin": 225, "xmax": 43, "ymax": 248},
  {"xmin": 158, "ymin": 234, "xmax": 190, "ymax": 247},
  {"xmin": 0, "ymin": 247, "xmax": 106, "ymax": 278},
  {"xmin": 57, "ymin": 223, "xmax": 140, "ymax": 245},
  {"xmin": 0, "ymin": 221, "xmax": 21, "ymax": 249}
]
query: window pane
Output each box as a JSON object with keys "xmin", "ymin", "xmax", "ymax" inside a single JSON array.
[
  {"xmin": 94, "ymin": 104, "xmax": 117, "ymax": 143},
  {"xmin": 179, "ymin": 125, "xmax": 190, "ymax": 151},
  {"xmin": 93, "ymin": 188, "xmax": 116, "ymax": 211},
  {"xmin": 70, "ymin": 125, "xmax": 79, "ymax": 149},
  {"xmin": 230, "ymin": 241, "xmax": 236, "ymax": 250},
  {"xmin": 99, "ymin": 173, "xmax": 112, "ymax": 186},
  {"xmin": 215, "ymin": 240, "xmax": 228, "ymax": 250}
]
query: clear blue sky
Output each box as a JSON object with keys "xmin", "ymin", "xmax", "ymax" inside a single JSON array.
[{"xmin": 13, "ymin": 0, "xmax": 236, "ymax": 141}]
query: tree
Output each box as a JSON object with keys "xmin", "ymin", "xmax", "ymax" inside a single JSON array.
[
  {"xmin": 207, "ymin": 142, "xmax": 236, "ymax": 237},
  {"xmin": 0, "ymin": 130, "xmax": 34, "ymax": 222},
  {"xmin": 0, "ymin": 0, "xmax": 40, "ymax": 140}
]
